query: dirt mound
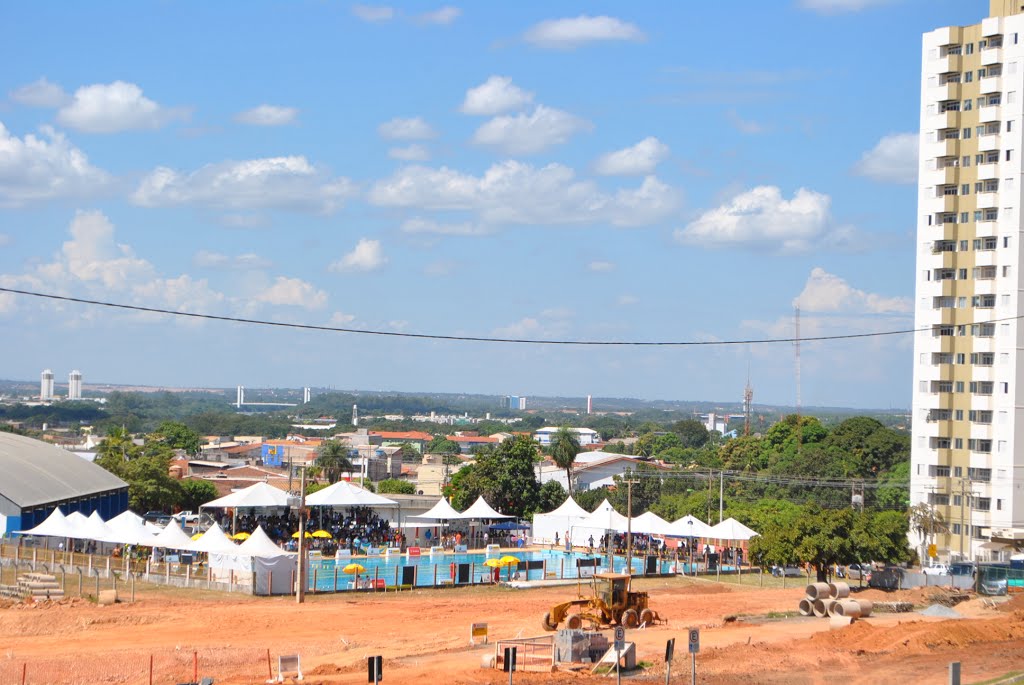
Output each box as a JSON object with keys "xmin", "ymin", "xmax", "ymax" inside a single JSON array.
[
  {"xmin": 853, "ymin": 586, "xmax": 959, "ymax": 605},
  {"xmin": 808, "ymin": 612, "xmax": 1024, "ymax": 654},
  {"xmin": 997, "ymin": 593, "xmax": 1024, "ymax": 613}
]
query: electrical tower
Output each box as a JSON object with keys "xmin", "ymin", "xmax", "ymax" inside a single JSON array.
[{"xmin": 743, "ymin": 368, "xmax": 753, "ymax": 437}]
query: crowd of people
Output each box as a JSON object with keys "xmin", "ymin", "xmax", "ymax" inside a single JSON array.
[{"xmin": 224, "ymin": 506, "xmax": 399, "ymax": 555}]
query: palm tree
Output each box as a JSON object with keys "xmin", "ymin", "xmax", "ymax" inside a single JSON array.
[
  {"xmin": 550, "ymin": 427, "xmax": 581, "ymax": 495},
  {"xmin": 316, "ymin": 440, "xmax": 354, "ymax": 483},
  {"xmin": 909, "ymin": 502, "xmax": 950, "ymax": 562}
]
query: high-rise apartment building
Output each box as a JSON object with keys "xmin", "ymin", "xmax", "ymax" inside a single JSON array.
[
  {"xmin": 40, "ymin": 369, "xmax": 54, "ymax": 401},
  {"xmin": 68, "ymin": 370, "xmax": 82, "ymax": 400},
  {"xmin": 911, "ymin": 0, "xmax": 1024, "ymax": 562}
]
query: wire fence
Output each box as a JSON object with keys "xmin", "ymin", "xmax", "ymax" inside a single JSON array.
[{"xmin": 0, "ymin": 647, "xmax": 274, "ymax": 685}]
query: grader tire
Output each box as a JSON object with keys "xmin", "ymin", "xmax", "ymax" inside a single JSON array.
[
  {"xmin": 542, "ymin": 612, "xmax": 558, "ymax": 631},
  {"xmin": 621, "ymin": 609, "xmax": 639, "ymax": 628},
  {"xmin": 566, "ymin": 614, "xmax": 583, "ymax": 630},
  {"xmin": 640, "ymin": 608, "xmax": 655, "ymax": 625}
]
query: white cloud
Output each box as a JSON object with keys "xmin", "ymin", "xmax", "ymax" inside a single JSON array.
[
  {"xmin": 588, "ymin": 260, "xmax": 615, "ymax": 272},
  {"xmin": 9, "ymin": 78, "xmax": 68, "ymax": 108},
  {"xmin": 524, "ymin": 15, "xmax": 645, "ymax": 49},
  {"xmin": 594, "ymin": 137, "xmax": 669, "ymax": 176},
  {"xmin": 852, "ymin": 132, "xmax": 918, "ymax": 184},
  {"xmin": 330, "ymin": 311, "xmax": 356, "ymax": 325},
  {"xmin": 256, "ymin": 276, "xmax": 327, "ymax": 309},
  {"xmin": 726, "ymin": 110, "xmax": 766, "ymax": 134},
  {"xmin": 675, "ymin": 186, "xmax": 841, "ymax": 253},
  {"xmin": 388, "ymin": 144, "xmax": 430, "ymax": 161},
  {"xmin": 616, "ymin": 294, "xmax": 639, "ymax": 306},
  {"xmin": 492, "ymin": 317, "xmax": 542, "ymax": 338},
  {"xmin": 56, "ymin": 81, "xmax": 188, "ymax": 133},
  {"xmin": 472, "ymin": 105, "xmax": 590, "ymax": 155},
  {"xmin": 794, "ymin": 267, "xmax": 911, "ymax": 314},
  {"xmin": 417, "ymin": 6, "xmax": 460, "ymax": 24},
  {"xmin": 796, "ymin": 0, "xmax": 897, "ymax": 14},
  {"xmin": 401, "ymin": 217, "xmax": 489, "ymax": 236},
  {"xmin": 0, "ymin": 122, "xmax": 112, "ymax": 207},
  {"xmin": 193, "ymin": 250, "xmax": 272, "ymax": 270},
  {"xmin": 378, "ymin": 116, "xmax": 436, "ymax": 140},
  {"xmin": 132, "ymin": 156, "xmax": 356, "ymax": 213},
  {"xmin": 369, "ymin": 161, "xmax": 678, "ymax": 227},
  {"xmin": 234, "ymin": 104, "xmax": 298, "ymax": 126},
  {"xmin": 58, "ymin": 210, "xmax": 154, "ymax": 289},
  {"xmin": 460, "ymin": 76, "xmax": 534, "ymax": 116},
  {"xmin": 329, "ymin": 238, "xmax": 388, "ymax": 272},
  {"xmin": 493, "ymin": 308, "xmax": 571, "ymax": 338},
  {"xmin": 352, "ymin": 4, "xmax": 394, "ymax": 21}
]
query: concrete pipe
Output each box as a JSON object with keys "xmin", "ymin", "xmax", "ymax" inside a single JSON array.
[
  {"xmin": 828, "ymin": 582, "xmax": 850, "ymax": 599},
  {"xmin": 798, "ymin": 598, "xmax": 814, "ymax": 616},
  {"xmin": 825, "ymin": 599, "xmax": 840, "ymax": 617},
  {"xmin": 806, "ymin": 582, "xmax": 830, "ymax": 600},
  {"xmin": 856, "ymin": 600, "xmax": 874, "ymax": 617},
  {"xmin": 834, "ymin": 599, "xmax": 862, "ymax": 618},
  {"xmin": 812, "ymin": 598, "xmax": 828, "ymax": 618}
]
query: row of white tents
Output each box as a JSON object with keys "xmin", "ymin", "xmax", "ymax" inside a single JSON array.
[{"xmin": 532, "ymin": 497, "xmax": 758, "ymax": 546}]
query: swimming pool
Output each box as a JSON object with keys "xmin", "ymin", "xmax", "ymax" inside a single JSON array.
[{"xmin": 305, "ymin": 549, "xmax": 676, "ymax": 591}]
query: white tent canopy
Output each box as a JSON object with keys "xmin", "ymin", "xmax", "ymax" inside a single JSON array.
[
  {"xmin": 305, "ymin": 481, "xmax": 398, "ymax": 508},
  {"xmin": 531, "ymin": 496, "xmax": 591, "ymax": 544},
  {"xmin": 238, "ymin": 526, "xmax": 292, "ymax": 558},
  {"xmin": 456, "ymin": 496, "xmax": 513, "ymax": 520},
  {"xmin": 669, "ymin": 515, "xmax": 715, "ymax": 538},
  {"xmin": 201, "ymin": 482, "xmax": 291, "ymax": 509},
  {"xmin": 631, "ymin": 511, "xmax": 674, "ymax": 536},
  {"xmin": 145, "ymin": 519, "xmax": 196, "ymax": 549},
  {"xmin": 105, "ymin": 511, "xmax": 156, "ymax": 546},
  {"xmin": 409, "ymin": 497, "xmax": 462, "ymax": 522},
  {"xmin": 63, "ymin": 512, "xmax": 91, "ymax": 540},
  {"xmin": 15, "ymin": 507, "xmax": 77, "ymax": 538},
  {"xmin": 580, "ymin": 499, "xmax": 630, "ymax": 531},
  {"xmin": 708, "ymin": 517, "xmax": 758, "ymax": 541},
  {"xmin": 190, "ymin": 523, "xmax": 241, "ymax": 554}
]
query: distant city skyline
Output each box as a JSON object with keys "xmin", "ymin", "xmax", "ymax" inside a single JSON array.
[{"xmin": 0, "ymin": 1, "xmax": 983, "ymax": 409}]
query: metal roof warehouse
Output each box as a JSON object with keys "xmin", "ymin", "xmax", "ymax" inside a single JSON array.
[{"xmin": 0, "ymin": 432, "xmax": 128, "ymax": 536}]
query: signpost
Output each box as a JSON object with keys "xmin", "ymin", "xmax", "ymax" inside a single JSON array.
[
  {"xmin": 665, "ymin": 638, "xmax": 676, "ymax": 685},
  {"xmin": 367, "ymin": 655, "xmax": 383, "ymax": 684},
  {"xmin": 503, "ymin": 646, "xmax": 517, "ymax": 685},
  {"xmin": 470, "ymin": 622, "xmax": 489, "ymax": 645},
  {"xmin": 614, "ymin": 626, "xmax": 626, "ymax": 685},
  {"xmin": 689, "ymin": 628, "xmax": 700, "ymax": 685}
]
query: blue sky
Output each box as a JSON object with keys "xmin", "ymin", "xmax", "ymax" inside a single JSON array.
[{"xmin": 0, "ymin": 1, "xmax": 986, "ymax": 408}]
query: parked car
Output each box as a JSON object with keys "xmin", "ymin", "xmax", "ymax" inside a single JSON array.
[
  {"xmin": 980, "ymin": 576, "xmax": 1008, "ymax": 596},
  {"xmin": 771, "ymin": 565, "xmax": 804, "ymax": 578},
  {"xmin": 142, "ymin": 511, "xmax": 167, "ymax": 522},
  {"xmin": 949, "ymin": 562, "xmax": 977, "ymax": 578},
  {"xmin": 923, "ymin": 563, "xmax": 950, "ymax": 576},
  {"xmin": 845, "ymin": 563, "xmax": 872, "ymax": 581}
]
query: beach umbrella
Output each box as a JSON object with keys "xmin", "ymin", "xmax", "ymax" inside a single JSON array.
[
  {"xmin": 230, "ymin": 532, "xmax": 251, "ymax": 541},
  {"xmin": 499, "ymin": 555, "xmax": 521, "ymax": 581},
  {"xmin": 311, "ymin": 530, "xmax": 333, "ymax": 539},
  {"xmin": 291, "ymin": 531, "xmax": 313, "ymax": 539},
  {"xmin": 343, "ymin": 563, "xmax": 366, "ymax": 574},
  {"xmin": 483, "ymin": 558, "xmax": 502, "ymax": 568}
]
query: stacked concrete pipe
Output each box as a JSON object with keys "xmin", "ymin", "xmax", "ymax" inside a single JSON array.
[{"xmin": 799, "ymin": 581, "xmax": 872, "ymax": 621}]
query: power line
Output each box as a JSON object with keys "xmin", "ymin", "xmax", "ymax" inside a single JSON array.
[{"xmin": 5, "ymin": 285, "xmax": 1019, "ymax": 347}]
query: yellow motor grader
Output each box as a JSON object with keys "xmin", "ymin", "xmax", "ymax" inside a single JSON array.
[{"xmin": 541, "ymin": 572, "xmax": 662, "ymax": 631}]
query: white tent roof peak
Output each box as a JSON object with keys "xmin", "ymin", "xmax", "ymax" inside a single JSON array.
[
  {"xmin": 708, "ymin": 517, "xmax": 758, "ymax": 541},
  {"xmin": 458, "ymin": 496, "xmax": 512, "ymax": 520},
  {"xmin": 304, "ymin": 480, "xmax": 398, "ymax": 508},
  {"xmin": 238, "ymin": 526, "xmax": 293, "ymax": 558},
  {"xmin": 146, "ymin": 519, "xmax": 196, "ymax": 549},
  {"xmin": 669, "ymin": 515, "xmax": 715, "ymax": 538},
  {"xmin": 201, "ymin": 482, "xmax": 291, "ymax": 509},
  {"xmin": 544, "ymin": 496, "xmax": 590, "ymax": 518},
  {"xmin": 15, "ymin": 507, "xmax": 75, "ymax": 537},
  {"xmin": 631, "ymin": 511, "xmax": 674, "ymax": 536},
  {"xmin": 409, "ymin": 497, "xmax": 461, "ymax": 521},
  {"xmin": 191, "ymin": 523, "xmax": 241, "ymax": 554}
]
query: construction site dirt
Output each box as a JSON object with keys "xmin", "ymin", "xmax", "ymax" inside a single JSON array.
[{"xmin": 2, "ymin": 578, "xmax": 1023, "ymax": 684}]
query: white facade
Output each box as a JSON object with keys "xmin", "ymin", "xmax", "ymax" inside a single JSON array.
[
  {"xmin": 536, "ymin": 452, "xmax": 646, "ymax": 491},
  {"xmin": 39, "ymin": 369, "xmax": 54, "ymax": 401},
  {"xmin": 68, "ymin": 370, "xmax": 82, "ymax": 400},
  {"xmin": 911, "ymin": 6, "xmax": 1024, "ymax": 562},
  {"xmin": 534, "ymin": 426, "xmax": 600, "ymax": 446}
]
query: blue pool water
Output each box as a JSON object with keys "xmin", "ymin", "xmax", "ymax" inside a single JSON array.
[{"xmin": 306, "ymin": 549, "xmax": 676, "ymax": 591}]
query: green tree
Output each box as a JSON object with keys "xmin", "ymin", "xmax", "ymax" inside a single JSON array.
[
  {"xmin": 672, "ymin": 419, "xmax": 710, "ymax": 448},
  {"xmin": 377, "ymin": 478, "xmax": 416, "ymax": 495},
  {"xmin": 315, "ymin": 440, "xmax": 354, "ymax": 483},
  {"xmin": 908, "ymin": 502, "xmax": 950, "ymax": 562},
  {"xmin": 179, "ymin": 479, "xmax": 218, "ymax": 511},
  {"xmin": 96, "ymin": 426, "xmax": 138, "ymax": 465},
  {"xmin": 875, "ymin": 461, "xmax": 910, "ymax": 510},
  {"xmin": 395, "ymin": 443, "xmax": 420, "ymax": 463},
  {"xmin": 445, "ymin": 435, "xmax": 540, "ymax": 517},
  {"xmin": 427, "ymin": 437, "xmax": 461, "ymax": 454},
  {"xmin": 609, "ymin": 466, "xmax": 662, "ymax": 515},
  {"xmin": 149, "ymin": 421, "xmax": 203, "ymax": 456},
  {"xmin": 537, "ymin": 480, "xmax": 567, "ymax": 514},
  {"xmin": 549, "ymin": 427, "xmax": 580, "ymax": 494},
  {"xmin": 124, "ymin": 454, "xmax": 183, "ymax": 512}
]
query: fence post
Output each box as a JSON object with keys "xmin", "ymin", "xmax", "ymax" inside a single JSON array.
[
  {"xmin": 21, "ymin": 662, "xmax": 26, "ymax": 685},
  {"xmin": 334, "ymin": 566, "xmax": 338, "ymax": 592},
  {"xmin": 131, "ymin": 572, "xmax": 135, "ymax": 603},
  {"xmin": 78, "ymin": 568, "xmax": 83, "ymax": 597},
  {"xmin": 186, "ymin": 564, "xmax": 191, "ymax": 588},
  {"xmin": 149, "ymin": 654, "xmax": 153, "ymax": 685},
  {"xmin": 266, "ymin": 649, "xmax": 273, "ymax": 680},
  {"xmin": 193, "ymin": 650, "xmax": 198, "ymax": 682},
  {"xmin": 94, "ymin": 570, "xmax": 100, "ymax": 598}
]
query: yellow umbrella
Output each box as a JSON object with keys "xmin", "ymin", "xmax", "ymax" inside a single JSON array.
[
  {"xmin": 291, "ymin": 531, "xmax": 313, "ymax": 539},
  {"xmin": 499, "ymin": 556, "xmax": 520, "ymax": 566},
  {"xmin": 230, "ymin": 532, "xmax": 251, "ymax": 541},
  {"xmin": 190, "ymin": 532, "xmax": 204, "ymax": 541},
  {"xmin": 343, "ymin": 563, "xmax": 366, "ymax": 574},
  {"xmin": 483, "ymin": 558, "xmax": 503, "ymax": 568},
  {"xmin": 311, "ymin": 530, "xmax": 333, "ymax": 539}
]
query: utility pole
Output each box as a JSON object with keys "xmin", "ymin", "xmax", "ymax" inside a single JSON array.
[
  {"xmin": 624, "ymin": 476, "xmax": 639, "ymax": 575},
  {"xmin": 958, "ymin": 478, "xmax": 974, "ymax": 560},
  {"xmin": 719, "ymin": 472, "xmax": 724, "ymax": 524},
  {"xmin": 706, "ymin": 469, "xmax": 713, "ymax": 523},
  {"xmin": 296, "ymin": 465, "xmax": 307, "ymax": 604}
]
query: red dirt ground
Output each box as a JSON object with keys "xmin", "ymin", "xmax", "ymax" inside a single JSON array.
[{"xmin": 1, "ymin": 577, "xmax": 1021, "ymax": 684}]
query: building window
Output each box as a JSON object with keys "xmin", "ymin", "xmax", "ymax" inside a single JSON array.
[
  {"xmin": 952, "ymin": 523, "xmax": 961, "ymax": 534},
  {"xmin": 954, "ymin": 495, "xmax": 963, "ymax": 506},
  {"xmin": 928, "ymin": 465, "xmax": 951, "ymax": 477},
  {"xmin": 961, "ymin": 212, "xmax": 970, "ymax": 223},
  {"xmin": 955, "ymin": 381, "xmax": 965, "ymax": 392},
  {"xmin": 968, "ymin": 439, "xmax": 992, "ymax": 453},
  {"xmin": 973, "ymin": 237, "xmax": 998, "ymax": 250},
  {"xmin": 931, "ymin": 493, "xmax": 952, "ymax": 506},
  {"xmin": 968, "ymin": 467, "xmax": 992, "ymax": 482},
  {"xmin": 956, "ymin": 352, "xmax": 966, "ymax": 364},
  {"xmin": 970, "ymin": 380, "xmax": 994, "ymax": 395},
  {"xmin": 969, "ymin": 409, "xmax": 993, "ymax": 423},
  {"xmin": 941, "ymin": 100, "xmax": 961, "ymax": 112},
  {"xmin": 1007, "ymin": 150, "xmax": 1014, "ymax": 162},
  {"xmin": 954, "ymin": 437, "xmax": 964, "ymax": 449},
  {"xmin": 955, "ymin": 409, "xmax": 964, "ymax": 420},
  {"xmin": 971, "ymin": 352, "xmax": 995, "ymax": 365},
  {"xmin": 954, "ymin": 466, "xmax": 963, "ymax": 477},
  {"xmin": 972, "ymin": 294, "xmax": 996, "ymax": 307},
  {"xmin": 961, "ymin": 183, "xmax": 971, "ymax": 195}
]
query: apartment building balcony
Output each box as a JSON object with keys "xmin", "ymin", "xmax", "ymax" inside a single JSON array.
[
  {"xmin": 930, "ymin": 110, "xmax": 961, "ymax": 131},
  {"xmin": 979, "ymin": 75, "xmax": 1002, "ymax": 92},
  {"xmin": 935, "ymin": 53, "xmax": 962, "ymax": 73},
  {"xmin": 977, "ymin": 134, "xmax": 1000, "ymax": 152},
  {"xmin": 974, "ymin": 249, "xmax": 997, "ymax": 267},
  {"xmin": 981, "ymin": 47, "xmax": 1003, "ymax": 66},
  {"xmin": 935, "ymin": 82, "xmax": 961, "ymax": 101},
  {"xmin": 976, "ymin": 190, "xmax": 999, "ymax": 205}
]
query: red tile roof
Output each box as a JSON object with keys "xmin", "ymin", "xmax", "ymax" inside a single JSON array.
[{"xmin": 371, "ymin": 431, "xmax": 433, "ymax": 441}]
